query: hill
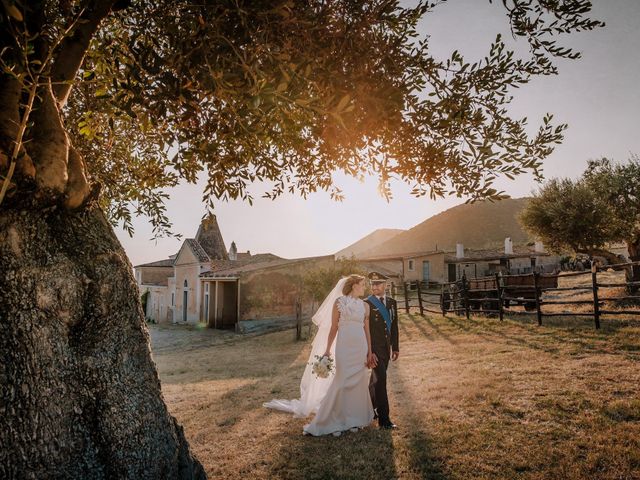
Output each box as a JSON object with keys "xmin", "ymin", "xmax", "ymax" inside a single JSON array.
[
  {"xmin": 360, "ymin": 198, "xmax": 532, "ymax": 257},
  {"xmin": 335, "ymin": 228, "xmax": 405, "ymax": 259}
]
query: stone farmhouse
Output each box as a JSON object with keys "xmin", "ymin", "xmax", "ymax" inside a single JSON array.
[
  {"xmin": 357, "ymin": 238, "xmax": 561, "ymax": 286},
  {"xmin": 135, "ymin": 216, "xmax": 334, "ymax": 330}
]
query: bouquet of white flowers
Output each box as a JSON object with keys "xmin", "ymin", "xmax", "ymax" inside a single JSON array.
[{"xmin": 310, "ymin": 355, "xmax": 335, "ymax": 379}]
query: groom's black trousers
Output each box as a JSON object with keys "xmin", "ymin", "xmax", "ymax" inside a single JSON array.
[{"xmin": 369, "ymin": 353, "xmax": 390, "ymax": 425}]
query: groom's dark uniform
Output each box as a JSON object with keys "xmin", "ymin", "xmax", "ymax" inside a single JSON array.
[{"xmin": 365, "ymin": 272, "xmax": 399, "ymax": 428}]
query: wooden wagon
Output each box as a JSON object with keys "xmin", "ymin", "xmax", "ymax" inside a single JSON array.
[{"xmin": 502, "ymin": 274, "xmax": 558, "ymax": 311}]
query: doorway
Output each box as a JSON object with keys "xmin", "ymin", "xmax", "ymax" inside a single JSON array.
[
  {"xmin": 448, "ymin": 263, "xmax": 457, "ymax": 282},
  {"xmin": 182, "ymin": 279, "xmax": 188, "ymax": 322},
  {"xmin": 422, "ymin": 261, "xmax": 430, "ymax": 283}
]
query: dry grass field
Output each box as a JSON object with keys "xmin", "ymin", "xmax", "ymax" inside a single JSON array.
[{"xmin": 149, "ymin": 312, "xmax": 640, "ymax": 480}]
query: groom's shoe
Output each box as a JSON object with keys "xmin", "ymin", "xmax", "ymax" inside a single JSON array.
[{"xmin": 379, "ymin": 421, "xmax": 397, "ymax": 430}]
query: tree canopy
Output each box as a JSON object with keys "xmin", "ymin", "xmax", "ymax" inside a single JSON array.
[
  {"xmin": 520, "ymin": 156, "xmax": 640, "ymax": 261},
  {"xmin": 519, "ymin": 177, "xmax": 616, "ymax": 256},
  {"xmin": 0, "ymin": 1, "xmax": 603, "ymax": 237},
  {"xmin": 584, "ymin": 156, "xmax": 640, "ymax": 259}
]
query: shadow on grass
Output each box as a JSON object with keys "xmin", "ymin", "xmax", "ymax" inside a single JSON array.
[
  {"xmin": 265, "ymin": 328, "xmax": 449, "ymax": 479},
  {"xmin": 405, "ymin": 313, "xmax": 436, "ymax": 342},
  {"xmin": 392, "ymin": 363, "xmax": 449, "ymax": 480},
  {"xmin": 415, "ymin": 311, "xmax": 640, "ymax": 359},
  {"xmin": 457, "ymin": 316, "xmax": 561, "ymax": 354},
  {"xmin": 268, "ymin": 427, "xmax": 399, "ymax": 480},
  {"xmin": 470, "ymin": 315, "xmax": 640, "ymax": 357},
  {"xmin": 422, "ymin": 315, "xmax": 458, "ymax": 345}
]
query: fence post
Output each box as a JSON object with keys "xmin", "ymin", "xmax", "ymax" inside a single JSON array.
[
  {"xmin": 440, "ymin": 283, "xmax": 446, "ymax": 316},
  {"xmin": 495, "ymin": 272, "xmax": 504, "ymax": 321},
  {"xmin": 461, "ymin": 273, "xmax": 470, "ymax": 319},
  {"xmin": 416, "ymin": 281, "xmax": 424, "ymax": 315},
  {"xmin": 403, "ymin": 282, "xmax": 410, "ymax": 314},
  {"xmin": 533, "ymin": 272, "xmax": 542, "ymax": 326},
  {"xmin": 295, "ymin": 297, "xmax": 302, "ymax": 341},
  {"xmin": 592, "ymin": 264, "xmax": 601, "ymax": 330}
]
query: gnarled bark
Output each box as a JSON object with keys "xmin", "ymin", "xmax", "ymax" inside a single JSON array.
[
  {"xmin": 627, "ymin": 234, "xmax": 640, "ymax": 262},
  {"xmin": 0, "ymin": 203, "xmax": 206, "ymax": 479}
]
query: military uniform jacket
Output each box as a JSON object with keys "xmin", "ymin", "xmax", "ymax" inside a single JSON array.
[{"xmin": 365, "ymin": 296, "xmax": 399, "ymax": 358}]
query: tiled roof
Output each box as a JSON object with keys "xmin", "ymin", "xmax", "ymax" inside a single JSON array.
[
  {"xmin": 184, "ymin": 238, "xmax": 211, "ymax": 263},
  {"xmin": 445, "ymin": 245, "xmax": 550, "ymax": 262},
  {"xmin": 201, "ymin": 253, "xmax": 283, "ymax": 274},
  {"xmin": 357, "ymin": 250, "xmax": 445, "ymax": 261},
  {"xmin": 201, "ymin": 255, "xmax": 333, "ymax": 278},
  {"xmin": 400, "ymin": 250, "xmax": 444, "ymax": 260},
  {"xmin": 134, "ymin": 258, "xmax": 175, "ymax": 268},
  {"xmin": 355, "ymin": 253, "xmax": 407, "ymax": 261},
  {"xmin": 358, "ymin": 262, "xmax": 402, "ymax": 278}
]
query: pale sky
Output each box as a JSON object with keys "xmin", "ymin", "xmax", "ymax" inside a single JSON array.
[{"xmin": 118, "ymin": 0, "xmax": 640, "ymax": 267}]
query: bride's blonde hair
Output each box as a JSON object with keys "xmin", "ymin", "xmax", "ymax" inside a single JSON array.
[{"xmin": 342, "ymin": 274, "xmax": 365, "ymax": 295}]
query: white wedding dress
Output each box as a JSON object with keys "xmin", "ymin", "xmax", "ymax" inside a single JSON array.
[{"xmin": 264, "ymin": 279, "xmax": 374, "ymax": 436}]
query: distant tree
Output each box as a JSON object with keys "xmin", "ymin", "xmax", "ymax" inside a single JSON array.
[
  {"xmin": 303, "ymin": 257, "xmax": 368, "ymax": 304},
  {"xmin": 521, "ymin": 157, "xmax": 640, "ymax": 265},
  {"xmin": 583, "ymin": 157, "xmax": 640, "ymax": 261},
  {"xmin": 519, "ymin": 178, "xmax": 621, "ymax": 263},
  {"xmin": 0, "ymin": 1, "xmax": 603, "ymax": 477}
]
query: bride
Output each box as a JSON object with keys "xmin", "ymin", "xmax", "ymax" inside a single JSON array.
[{"xmin": 264, "ymin": 274, "xmax": 375, "ymax": 436}]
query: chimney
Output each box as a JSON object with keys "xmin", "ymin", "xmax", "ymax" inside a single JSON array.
[
  {"xmin": 229, "ymin": 241, "xmax": 238, "ymax": 261},
  {"xmin": 534, "ymin": 241, "xmax": 544, "ymax": 253},
  {"xmin": 456, "ymin": 243, "xmax": 464, "ymax": 259},
  {"xmin": 504, "ymin": 237, "xmax": 513, "ymax": 255}
]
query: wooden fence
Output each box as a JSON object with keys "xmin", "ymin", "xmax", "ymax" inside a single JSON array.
[{"xmin": 391, "ymin": 260, "xmax": 640, "ymax": 329}]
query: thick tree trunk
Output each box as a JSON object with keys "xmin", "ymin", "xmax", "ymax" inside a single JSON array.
[
  {"xmin": 625, "ymin": 236, "xmax": 640, "ymax": 292},
  {"xmin": 0, "ymin": 203, "xmax": 206, "ymax": 479},
  {"xmin": 627, "ymin": 235, "xmax": 640, "ymax": 262}
]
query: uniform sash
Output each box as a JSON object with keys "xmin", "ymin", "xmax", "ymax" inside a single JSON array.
[{"xmin": 368, "ymin": 295, "xmax": 391, "ymax": 333}]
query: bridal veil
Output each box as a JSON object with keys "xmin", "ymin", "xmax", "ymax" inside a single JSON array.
[{"xmin": 263, "ymin": 277, "xmax": 347, "ymax": 417}]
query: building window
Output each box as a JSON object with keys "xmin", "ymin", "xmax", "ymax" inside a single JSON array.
[
  {"xmin": 205, "ymin": 283, "xmax": 209, "ymax": 293},
  {"xmin": 171, "ymin": 293, "xmax": 174, "ymax": 306},
  {"xmin": 408, "ymin": 260, "xmax": 415, "ymax": 271},
  {"xmin": 184, "ymin": 279, "xmax": 188, "ymax": 288}
]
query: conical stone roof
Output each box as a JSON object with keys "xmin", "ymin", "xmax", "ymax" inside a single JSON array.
[{"xmin": 195, "ymin": 215, "xmax": 228, "ymax": 261}]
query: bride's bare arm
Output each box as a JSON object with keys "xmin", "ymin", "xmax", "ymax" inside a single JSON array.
[{"xmin": 323, "ymin": 299, "xmax": 340, "ymax": 356}]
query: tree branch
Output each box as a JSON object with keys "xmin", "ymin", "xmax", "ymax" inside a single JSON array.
[{"xmin": 50, "ymin": 0, "xmax": 117, "ymax": 107}]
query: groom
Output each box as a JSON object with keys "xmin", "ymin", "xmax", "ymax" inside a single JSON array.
[{"xmin": 365, "ymin": 271, "xmax": 399, "ymax": 429}]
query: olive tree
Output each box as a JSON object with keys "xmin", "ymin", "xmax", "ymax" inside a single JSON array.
[
  {"xmin": 519, "ymin": 177, "xmax": 621, "ymax": 263},
  {"xmin": 0, "ymin": 1, "xmax": 602, "ymax": 477},
  {"xmin": 584, "ymin": 157, "xmax": 640, "ymax": 261}
]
